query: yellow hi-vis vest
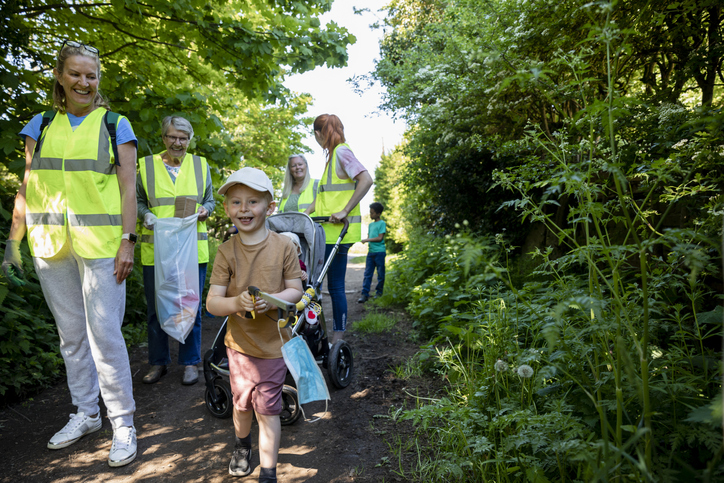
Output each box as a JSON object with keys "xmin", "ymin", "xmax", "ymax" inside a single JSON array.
[
  {"xmin": 315, "ymin": 144, "xmax": 362, "ymax": 244},
  {"xmin": 279, "ymin": 179, "xmax": 319, "ymax": 212},
  {"xmin": 25, "ymin": 108, "xmax": 124, "ymax": 259},
  {"xmin": 139, "ymin": 152, "xmax": 210, "ymax": 265}
]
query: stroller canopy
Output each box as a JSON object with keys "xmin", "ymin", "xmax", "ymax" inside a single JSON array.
[{"xmin": 267, "ymin": 212, "xmax": 326, "ymax": 284}]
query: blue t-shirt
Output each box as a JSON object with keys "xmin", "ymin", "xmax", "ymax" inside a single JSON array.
[
  {"xmin": 368, "ymin": 220, "xmax": 387, "ymax": 253},
  {"xmin": 20, "ymin": 111, "xmax": 137, "ymax": 147}
]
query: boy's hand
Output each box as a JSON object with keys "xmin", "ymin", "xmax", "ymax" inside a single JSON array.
[
  {"xmin": 301, "ymin": 272, "xmax": 308, "ymax": 282},
  {"xmin": 238, "ymin": 291, "xmax": 270, "ymax": 316}
]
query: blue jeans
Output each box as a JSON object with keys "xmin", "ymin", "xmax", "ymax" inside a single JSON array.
[
  {"xmin": 143, "ymin": 263, "xmax": 206, "ymax": 366},
  {"xmin": 325, "ymin": 243, "xmax": 351, "ymax": 332},
  {"xmin": 362, "ymin": 251, "xmax": 386, "ymax": 297}
]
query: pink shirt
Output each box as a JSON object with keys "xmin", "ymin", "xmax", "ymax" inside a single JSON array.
[{"xmin": 334, "ymin": 146, "xmax": 366, "ymax": 180}]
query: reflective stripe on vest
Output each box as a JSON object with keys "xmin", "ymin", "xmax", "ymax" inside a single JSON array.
[
  {"xmin": 315, "ymin": 144, "xmax": 362, "ymax": 244},
  {"xmin": 139, "ymin": 152, "xmax": 210, "ymax": 265},
  {"xmin": 280, "ymin": 179, "xmax": 318, "ymax": 212},
  {"xmin": 25, "ymin": 109, "xmax": 123, "ymax": 259}
]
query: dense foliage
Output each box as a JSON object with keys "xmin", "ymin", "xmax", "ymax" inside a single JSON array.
[
  {"xmin": 374, "ymin": 0, "xmax": 724, "ymax": 481},
  {"xmin": 0, "ymin": 0, "xmax": 354, "ymax": 403},
  {"xmin": 371, "ymin": 0, "xmax": 722, "ymax": 241}
]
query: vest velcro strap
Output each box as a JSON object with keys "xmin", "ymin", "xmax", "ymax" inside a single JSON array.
[
  {"xmin": 63, "ymin": 158, "xmax": 115, "ymax": 175},
  {"xmin": 347, "ymin": 215, "xmax": 362, "ymax": 223},
  {"xmin": 299, "ymin": 203, "xmax": 312, "ymax": 209},
  {"xmin": 69, "ymin": 213, "xmax": 123, "ymax": 226},
  {"xmin": 141, "ymin": 231, "xmax": 208, "ymax": 245},
  {"xmin": 26, "ymin": 213, "xmax": 65, "ymax": 225},
  {"xmin": 31, "ymin": 157, "xmax": 63, "ymax": 171}
]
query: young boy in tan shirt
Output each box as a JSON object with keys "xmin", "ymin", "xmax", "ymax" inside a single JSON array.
[{"xmin": 206, "ymin": 167, "xmax": 303, "ymax": 481}]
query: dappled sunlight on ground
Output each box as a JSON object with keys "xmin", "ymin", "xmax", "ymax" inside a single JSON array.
[
  {"xmin": 279, "ymin": 444, "xmax": 315, "ymax": 456},
  {"xmin": 351, "ymin": 388, "xmax": 371, "ymax": 399},
  {"xmin": 0, "ymin": 262, "xmax": 430, "ymax": 482}
]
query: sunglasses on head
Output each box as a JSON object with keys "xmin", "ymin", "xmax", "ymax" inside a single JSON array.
[{"xmin": 59, "ymin": 40, "xmax": 99, "ymax": 56}]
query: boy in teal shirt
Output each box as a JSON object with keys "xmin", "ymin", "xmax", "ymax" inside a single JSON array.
[{"xmin": 359, "ymin": 202, "xmax": 387, "ymax": 303}]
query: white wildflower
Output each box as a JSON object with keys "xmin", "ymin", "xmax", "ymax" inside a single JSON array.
[
  {"xmin": 517, "ymin": 364, "xmax": 534, "ymax": 378},
  {"xmin": 494, "ymin": 360, "xmax": 509, "ymax": 372}
]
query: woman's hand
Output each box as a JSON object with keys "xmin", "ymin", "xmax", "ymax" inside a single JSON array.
[
  {"xmin": 114, "ymin": 239, "xmax": 135, "ymax": 283},
  {"xmin": 197, "ymin": 206, "xmax": 209, "ymax": 222},
  {"xmin": 329, "ymin": 209, "xmax": 348, "ymax": 223}
]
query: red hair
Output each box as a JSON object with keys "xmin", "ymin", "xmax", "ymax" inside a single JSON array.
[{"xmin": 314, "ymin": 114, "xmax": 346, "ymax": 161}]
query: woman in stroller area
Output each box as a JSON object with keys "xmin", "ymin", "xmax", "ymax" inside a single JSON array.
[
  {"xmin": 279, "ymin": 153, "xmax": 318, "ymax": 214},
  {"xmin": 306, "ymin": 114, "xmax": 373, "ymax": 343}
]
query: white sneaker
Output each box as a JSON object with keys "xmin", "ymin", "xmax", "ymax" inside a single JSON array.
[
  {"xmin": 108, "ymin": 425, "xmax": 137, "ymax": 467},
  {"xmin": 47, "ymin": 412, "xmax": 102, "ymax": 449}
]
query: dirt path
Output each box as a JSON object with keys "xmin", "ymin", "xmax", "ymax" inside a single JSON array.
[{"xmin": 0, "ymin": 259, "xmax": 423, "ymax": 482}]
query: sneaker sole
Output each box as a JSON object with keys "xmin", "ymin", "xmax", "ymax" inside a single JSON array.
[
  {"xmin": 182, "ymin": 378, "xmax": 199, "ymax": 385},
  {"xmin": 228, "ymin": 466, "xmax": 253, "ymax": 477},
  {"xmin": 47, "ymin": 421, "xmax": 102, "ymax": 450},
  {"xmin": 108, "ymin": 449, "xmax": 137, "ymax": 467}
]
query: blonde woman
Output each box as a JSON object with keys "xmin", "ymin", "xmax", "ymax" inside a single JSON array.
[
  {"xmin": 279, "ymin": 154, "xmax": 318, "ymax": 213},
  {"xmin": 3, "ymin": 40, "xmax": 137, "ymax": 467}
]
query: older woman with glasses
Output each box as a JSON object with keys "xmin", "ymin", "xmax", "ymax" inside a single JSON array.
[
  {"xmin": 3, "ymin": 40, "xmax": 138, "ymax": 467},
  {"xmin": 136, "ymin": 116, "xmax": 215, "ymax": 386}
]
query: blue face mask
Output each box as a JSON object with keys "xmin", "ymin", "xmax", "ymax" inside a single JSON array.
[{"xmin": 281, "ymin": 336, "xmax": 330, "ymax": 411}]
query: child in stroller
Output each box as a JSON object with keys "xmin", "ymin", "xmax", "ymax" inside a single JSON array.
[{"xmin": 203, "ymin": 212, "xmax": 354, "ymax": 425}]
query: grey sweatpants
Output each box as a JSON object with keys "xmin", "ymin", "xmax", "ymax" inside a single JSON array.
[{"xmin": 33, "ymin": 239, "xmax": 135, "ymax": 429}]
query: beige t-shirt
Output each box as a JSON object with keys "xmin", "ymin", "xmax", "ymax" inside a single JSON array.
[{"xmin": 209, "ymin": 230, "xmax": 303, "ymax": 358}]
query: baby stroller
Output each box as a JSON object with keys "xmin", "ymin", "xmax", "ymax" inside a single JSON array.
[{"xmin": 203, "ymin": 213, "xmax": 354, "ymax": 425}]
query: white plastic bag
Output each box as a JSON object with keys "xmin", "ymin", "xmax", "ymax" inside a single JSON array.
[{"xmin": 154, "ymin": 214, "xmax": 200, "ymax": 343}]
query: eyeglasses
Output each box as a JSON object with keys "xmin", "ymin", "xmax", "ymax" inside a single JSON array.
[
  {"xmin": 59, "ymin": 40, "xmax": 99, "ymax": 56},
  {"xmin": 164, "ymin": 135, "xmax": 190, "ymax": 144}
]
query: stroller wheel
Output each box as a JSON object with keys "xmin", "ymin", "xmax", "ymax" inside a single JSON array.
[
  {"xmin": 328, "ymin": 340, "xmax": 353, "ymax": 389},
  {"xmin": 280, "ymin": 385, "xmax": 301, "ymax": 426},
  {"xmin": 205, "ymin": 378, "xmax": 233, "ymax": 419}
]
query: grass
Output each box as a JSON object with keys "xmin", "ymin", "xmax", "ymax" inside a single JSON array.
[
  {"xmin": 391, "ymin": 355, "xmax": 424, "ymax": 380},
  {"xmin": 351, "ymin": 312, "xmax": 398, "ymax": 334}
]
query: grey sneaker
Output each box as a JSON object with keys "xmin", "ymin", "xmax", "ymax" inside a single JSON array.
[
  {"xmin": 229, "ymin": 443, "xmax": 252, "ymax": 476},
  {"xmin": 182, "ymin": 365, "xmax": 199, "ymax": 385},
  {"xmin": 108, "ymin": 425, "xmax": 137, "ymax": 467},
  {"xmin": 47, "ymin": 412, "xmax": 102, "ymax": 449}
]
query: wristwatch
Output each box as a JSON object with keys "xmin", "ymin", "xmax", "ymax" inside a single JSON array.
[{"xmin": 122, "ymin": 233, "xmax": 138, "ymax": 243}]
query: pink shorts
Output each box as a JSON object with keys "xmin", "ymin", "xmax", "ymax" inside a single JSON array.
[{"xmin": 226, "ymin": 348, "xmax": 287, "ymax": 416}]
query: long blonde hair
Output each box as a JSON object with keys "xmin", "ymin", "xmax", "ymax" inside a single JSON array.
[
  {"xmin": 313, "ymin": 114, "xmax": 345, "ymax": 162},
  {"xmin": 52, "ymin": 44, "xmax": 109, "ymax": 114},
  {"xmin": 281, "ymin": 154, "xmax": 311, "ymax": 199}
]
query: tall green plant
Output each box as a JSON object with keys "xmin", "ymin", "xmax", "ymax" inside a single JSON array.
[{"xmin": 382, "ymin": 1, "xmax": 723, "ymax": 480}]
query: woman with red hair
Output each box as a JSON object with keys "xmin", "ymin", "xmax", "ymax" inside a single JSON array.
[{"xmin": 308, "ymin": 114, "xmax": 372, "ymax": 343}]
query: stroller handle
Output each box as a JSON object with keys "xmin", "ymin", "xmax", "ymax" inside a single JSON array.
[{"xmin": 311, "ymin": 216, "xmax": 349, "ymax": 242}]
